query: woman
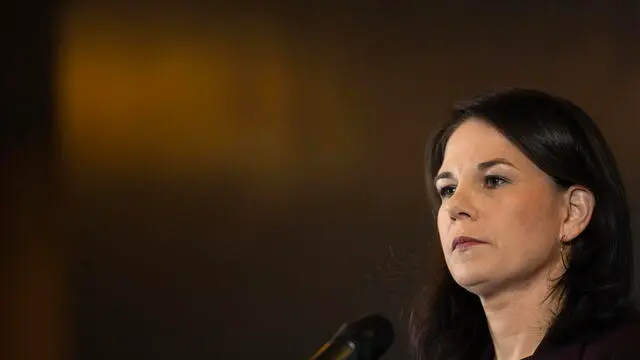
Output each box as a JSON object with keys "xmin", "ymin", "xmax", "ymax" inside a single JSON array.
[{"xmin": 410, "ymin": 88, "xmax": 640, "ymax": 360}]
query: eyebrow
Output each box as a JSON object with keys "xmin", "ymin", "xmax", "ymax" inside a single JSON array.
[{"xmin": 434, "ymin": 158, "xmax": 518, "ymax": 182}]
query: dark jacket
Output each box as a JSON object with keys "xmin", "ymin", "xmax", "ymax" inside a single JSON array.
[{"xmin": 480, "ymin": 316, "xmax": 640, "ymax": 360}]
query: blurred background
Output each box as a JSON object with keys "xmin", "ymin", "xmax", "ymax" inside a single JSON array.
[{"xmin": 3, "ymin": 1, "xmax": 640, "ymax": 359}]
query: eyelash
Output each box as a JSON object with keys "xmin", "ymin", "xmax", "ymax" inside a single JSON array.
[{"xmin": 437, "ymin": 175, "xmax": 509, "ymax": 198}]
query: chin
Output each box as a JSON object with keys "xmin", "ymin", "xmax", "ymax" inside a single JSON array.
[{"xmin": 450, "ymin": 266, "xmax": 492, "ymax": 294}]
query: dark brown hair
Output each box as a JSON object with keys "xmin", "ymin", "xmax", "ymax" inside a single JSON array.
[{"xmin": 410, "ymin": 88, "xmax": 636, "ymax": 360}]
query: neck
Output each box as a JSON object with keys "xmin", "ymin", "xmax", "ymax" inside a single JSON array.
[{"xmin": 480, "ymin": 271, "xmax": 564, "ymax": 360}]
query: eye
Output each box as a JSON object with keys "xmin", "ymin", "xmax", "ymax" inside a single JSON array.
[
  {"xmin": 485, "ymin": 175, "xmax": 509, "ymax": 189},
  {"xmin": 438, "ymin": 185, "xmax": 456, "ymax": 198}
]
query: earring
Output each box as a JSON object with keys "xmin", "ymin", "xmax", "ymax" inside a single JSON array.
[{"xmin": 560, "ymin": 235, "xmax": 570, "ymax": 266}]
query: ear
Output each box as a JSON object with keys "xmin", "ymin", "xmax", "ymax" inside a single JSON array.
[{"xmin": 560, "ymin": 185, "xmax": 596, "ymax": 243}]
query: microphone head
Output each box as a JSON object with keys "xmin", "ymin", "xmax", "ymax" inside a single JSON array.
[{"xmin": 336, "ymin": 314, "xmax": 394, "ymax": 360}]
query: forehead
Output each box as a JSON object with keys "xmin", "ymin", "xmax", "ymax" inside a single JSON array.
[{"xmin": 440, "ymin": 118, "xmax": 528, "ymax": 169}]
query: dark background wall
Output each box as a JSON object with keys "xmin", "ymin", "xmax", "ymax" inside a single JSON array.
[
  {"xmin": 3, "ymin": 1, "xmax": 67, "ymax": 359},
  {"xmin": 4, "ymin": 2, "xmax": 640, "ymax": 360}
]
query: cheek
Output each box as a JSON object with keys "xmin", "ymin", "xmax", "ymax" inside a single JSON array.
[
  {"xmin": 495, "ymin": 190, "xmax": 561, "ymax": 250},
  {"xmin": 436, "ymin": 207, "xmax": 449, "ymax": 242}
]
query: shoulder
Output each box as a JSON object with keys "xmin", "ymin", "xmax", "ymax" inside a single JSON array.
[{"xmin": 582, "ymin": 312, "xmax": 640, "ymax": 359}]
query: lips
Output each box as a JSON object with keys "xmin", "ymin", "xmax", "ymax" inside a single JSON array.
[{"xmin": 451, "ymin": 236, "xmax": 488, "ymax": 251}]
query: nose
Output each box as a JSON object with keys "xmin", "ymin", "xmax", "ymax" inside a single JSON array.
[{"xmin": 444, "ymin": 189, "xmax": 478, "ymax": 221}]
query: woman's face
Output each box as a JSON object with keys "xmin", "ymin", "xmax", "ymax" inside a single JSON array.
[{"xmin": 435, "ymin": 118, "xmax": 567, "ymax": 296}]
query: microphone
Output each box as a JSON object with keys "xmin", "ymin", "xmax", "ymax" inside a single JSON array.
[{"xmin": 309, "ymin": 314, "xmax": 394, "ymax": 360}]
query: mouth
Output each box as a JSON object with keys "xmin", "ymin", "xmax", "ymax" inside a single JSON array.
[{"xmin": 451, "ymin": 236, "xmax": 488, "ymax": 251}]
